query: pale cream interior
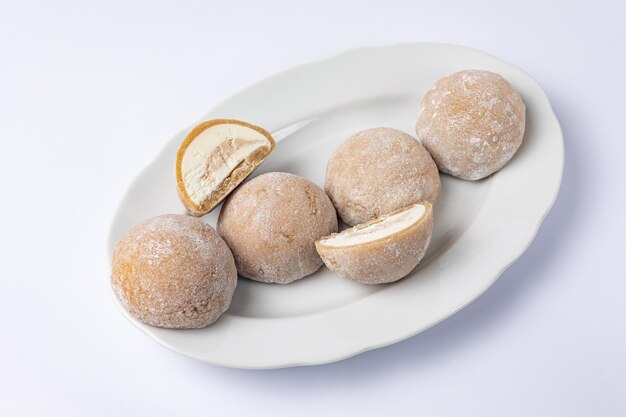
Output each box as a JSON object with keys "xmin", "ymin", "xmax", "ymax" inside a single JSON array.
[
  {"xmin": 320, "ymin": 204, "xmax": 426, "ymax": 247},
  {"xmin": 182, "ymin": 123, "xmax": 270, "ymax": 204}
]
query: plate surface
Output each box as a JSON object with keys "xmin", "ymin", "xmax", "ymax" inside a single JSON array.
[{"xmin": 108, "ymin": 43, "xmax": 563, "ymax": 369}]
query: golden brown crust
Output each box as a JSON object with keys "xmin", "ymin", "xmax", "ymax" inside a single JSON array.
[
  {"xmin": 315, "ymin": 203, "xmax": 433, "ymax": 284},
  {"xmin": 416, "ymin": 70, "xmax": 526, "ymax": 180},
  {"xmin": 217, "ymin": 172, "xmax": 338, "ymax": 284},
  {"xmin": 111, "ymin": 214, "xmax": 237, "ymax": 328},
  {"xmin": 325, "ymin": 128, "xmax": 440, "ymax": 226},
  {"xmin": 175, "ymin": 119, "xmax": 276, "ymax": 216}
]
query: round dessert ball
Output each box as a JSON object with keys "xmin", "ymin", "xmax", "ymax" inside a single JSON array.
[
  {"xmin": 325, "ymin": 127, "xmax": 440, "ymax": 226},
  {"xmin": 217, "ymin": 172, "xmax": 338, "ymax": 284},
  {"xmin": 111, "ymin": 214, "xmax": 237, "ymax": 329},
  {"xmin": 416, "ymin": 70, "xmax": 526, "ymax": 180}
]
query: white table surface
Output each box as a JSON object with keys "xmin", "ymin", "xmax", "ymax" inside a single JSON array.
[{"xmin": 1, "ymin": 1, "xmax": 625, "ymax": 415}]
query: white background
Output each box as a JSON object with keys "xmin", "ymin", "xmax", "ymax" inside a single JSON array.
[{"xmin": 1, "ymin": 0, "xmax": 625, "ymax": 415}]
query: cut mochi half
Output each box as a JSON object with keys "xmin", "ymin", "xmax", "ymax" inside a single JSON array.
[
  {"xmin": 315, "ymin": 202, "xmax": 433, "ymax": 284},
  {"xmin": 175, "ymin": 119, "xmax": 275, "ymax": 216}
]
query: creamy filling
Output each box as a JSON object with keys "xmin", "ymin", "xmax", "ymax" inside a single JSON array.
[
  {"xmin": 320, "ymin": 204, "xmax": 426, "ymax": 247},
  {"xmin": 182, "ymin": 123, "xmax": 270, "ymax": 205}
]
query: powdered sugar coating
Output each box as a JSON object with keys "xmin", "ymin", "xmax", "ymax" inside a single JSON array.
[
  {"xmin": 325, "ymin": 127, "xmax": 440, "ymax": 226},
  {"xmin": 217, "ymin": 172, "xmax": 338, "ymax": 284},
  {"xmin": 111, "ymin": 214, "xmax": 237, "ymax": 329},
  {"xmin": 416, "ymin": 70, "xmax": 526, "ymax": 180}
]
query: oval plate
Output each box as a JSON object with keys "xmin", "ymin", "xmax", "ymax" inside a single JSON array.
[{"xmin": 108, "ymin": 43, "xmax": 563, "ymax": 369}]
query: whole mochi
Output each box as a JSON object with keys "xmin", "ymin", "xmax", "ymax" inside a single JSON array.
[
  {"xmin": 416, "ymin": 70, "xmax": 526, "ymax": 180},
  {"xmin": 217, "ymin": 172, "xmax": 338, "ymax": 284},
  {"xmin": 325, "ymin": 127, "xmax": 440, "ymax": 226},
  {"xmin": 111, "ymin": 214, "xmax": 237, "ymax": 329}
]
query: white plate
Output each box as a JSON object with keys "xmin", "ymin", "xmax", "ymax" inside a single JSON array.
[{"xmin": 108, "ymin": 43, "xmax": 563, "ymax": 369}]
